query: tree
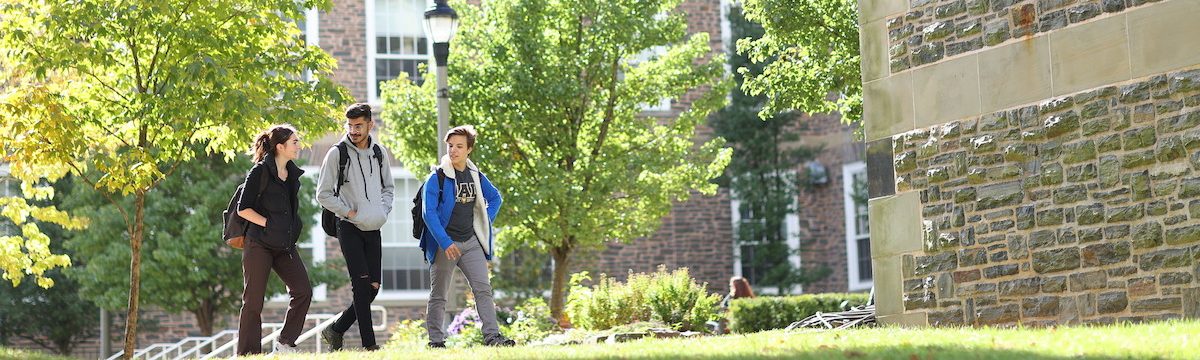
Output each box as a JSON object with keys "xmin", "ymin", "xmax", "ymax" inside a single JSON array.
[
  {"xmin": 0, "ymin": 1, "xmax": 350, "ymax": 356},
  {"xmin": 0, "ymin": 179, "xmax": 98, "ymax": 356},
  {"xmin": 737, "ymin": 0, "xmax": 861, "ymax": 127},
  {"xmin": 63, "ymin": 153, "xmax": 346, "ymax": 335},
  {"xmin": 711, "ymin": 4, "xmax": 831, "ymax": 295},
  {"xmin": 379, "ymin": 0, "xmax": 731, "ymax": 321}
]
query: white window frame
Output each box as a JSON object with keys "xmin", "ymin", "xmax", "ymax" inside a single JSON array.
[
  {"xmin": 375, "ymin": 166, "xmax": 432, "ymax": 302},
  {"xmin": 729, "ymin": 174, "xmax": 802, "ymax": 295},
  {"xmin": 280, "ymin": 165, "xmax": 432, "ymax": 303},
  {"xmin": 302, "ymin": 7, "xmax": 319, "ymax": 82},
  {"xmin": 842, "ymin": 161, "xmax": 872, "ymax": 292},
  {"xmin": 628, "ymin": 46, "xmax": 672, "ymax": 113},
  {"xmin": 366, "ymin": 0, "xmax": 433, "ymax": 104},
  {"xmin": 271, "ymin": 166, "xmax": 329, "ymax": 303}
]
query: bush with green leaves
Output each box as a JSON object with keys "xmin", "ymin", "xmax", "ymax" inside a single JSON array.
[
  {"xmin": 728, "ymin": 293, "xmax": 870, "ymax": 333},
  {"xmin": 384, "ymin": 319, "xmax": 428, "ymax": 349},
  {"xmin": 508, "ymin": 297, "xmax": 558, "ymax": 344},
  {"xmin": 566, "ymin": 266, "xmax": 720, "ymax": 332},
  {"xmin": 645, "ymin": 267, "xmax": 722, "ymax": 332}
]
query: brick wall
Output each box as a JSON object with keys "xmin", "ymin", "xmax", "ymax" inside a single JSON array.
[
  {"xmin": 578, "ymin": 189, "xmax": 735, "ymax": 294},
  {"xmin": 793, "ymin": 113, "xmax": 865, "ymax": 294}
]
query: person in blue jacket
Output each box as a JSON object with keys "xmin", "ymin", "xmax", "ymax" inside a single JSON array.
[{"xmin": 420, "ymin": 125, "xmax": 515, "ymax": 347}]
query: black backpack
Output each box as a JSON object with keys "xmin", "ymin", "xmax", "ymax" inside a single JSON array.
[
  {"xmin": 320, "ymin": 142, "xmax": 386, "ymax": 237},
  {"xmin": 411, "ymin": 168, "xmax": 446, "ymax": 240},
  {"xmin": 222, "ymin": 168, "xmax": 268, "ymax": 249}
]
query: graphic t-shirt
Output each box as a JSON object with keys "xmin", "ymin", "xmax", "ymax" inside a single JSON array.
[{"xmin": 446, "ymin": 169, "xmax": 476, "ymax": 242}]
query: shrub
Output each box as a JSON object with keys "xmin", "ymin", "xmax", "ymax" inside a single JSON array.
[
  {"xmin": 384, "ymin": 319, "xmax": 427, "ymax": 349},
  {"xmin": 645, "ymin": 267, "xmax": 721, "ymax": 332},
  {"xmin": 447, "ymin": 325, "xmax": 483, "ymax": 348},
  {"xmin": 448, "ymin": 307, "xmax": 481, "ymax": 336},
  {"xmin": 508, "ymin": 297, "xmax": 557, "ymax": 344},
  {"xmin": 727, "ymin": 293, "xmax": 870, "ymax": 333},
  {"xmin": 566, "ymin": 266, "xmax": 721, "ymax": 332}
]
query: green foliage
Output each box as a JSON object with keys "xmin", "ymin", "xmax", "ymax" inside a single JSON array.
[
  {"xmin": 0, "ymin": 0, "xmax": 349, "ymax": 287},
  {"xmin": 446, "ymin": 325, "xmax": 484, "ymax": 349},
  {"xmin": 0, "ymin": 179, "xmax": 97, "ymax": 355},
  {"xmin": 492, "ymin": 248, "xmax": 553, "ymax": 303},
  {"xmin": 61, "ymin": 153, "xmax": 345, "ymax": 334},
  {"xmin": 710, "ymin": 5, "xmax": 831, "ymax": 293},
  {"xmin": 377, "ymin": 0, "xmax": 731, "ymax": 318},
  {"xmin": 737, "ymin": 0, "xmax": 861, "ymax": 127},
  {"xmin": 566, "ymin": 267, "xmax": 720, "ymax": 332},
  {"xmin": 644, "ymin": 267, "xmax": 721, "ymax": 332},
  {"xmin": 0, "ymin": 0, "xmax": 348, "ymax": 351},
  {"xmin": 384, "ymin": 319, "xmax": 429, "ymax": 350},
  {"xmin": 727, "ymin": 293, "xmax": 870, "ymax": 333},
  {"xmin": 508, "ymin": 297, "xmax": 556, "ymax": 344}
]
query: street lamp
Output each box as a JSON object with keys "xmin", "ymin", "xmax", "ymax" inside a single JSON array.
[{"xmin": 425, "ymin": 0, "xmax": 458, "ymax": 160}]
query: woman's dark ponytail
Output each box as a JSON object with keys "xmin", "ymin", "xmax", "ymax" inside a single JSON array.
[{"xmin": 250, "ymin": 124, "xmax": 298, "ymax": 163}]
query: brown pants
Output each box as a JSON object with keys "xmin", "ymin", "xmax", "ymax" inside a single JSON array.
[{"xmin": 237, "ymin": 240, "xmax": 312, "ymax": 355}]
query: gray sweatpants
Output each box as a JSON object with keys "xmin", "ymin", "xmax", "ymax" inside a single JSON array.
[{"xmin": 425, "ymin": 236, "xmax": 499, "ymax": 342}]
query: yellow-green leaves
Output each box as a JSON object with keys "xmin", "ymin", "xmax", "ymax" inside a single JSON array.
[
  {"xmin": 0, "ymin": 196, "xmax": 86, "ymax": 288},
  {"xmin": 0, "ymin": 0, "xmax": 349, "ymax": 289}
]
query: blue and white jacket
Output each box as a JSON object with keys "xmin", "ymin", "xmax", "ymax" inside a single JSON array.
[{"xmin": 420, "ymin": 155, "xmax": 502, "ymax": 264}]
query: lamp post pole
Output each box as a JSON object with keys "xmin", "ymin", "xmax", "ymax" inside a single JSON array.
[{"xmin": 425, "ymin": 0, "xmax": 458, "ymax": 160}]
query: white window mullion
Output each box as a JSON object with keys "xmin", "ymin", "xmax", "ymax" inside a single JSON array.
[{"xmin": 843, "ymin": 161, "xmax": 872, "ymax": 292}]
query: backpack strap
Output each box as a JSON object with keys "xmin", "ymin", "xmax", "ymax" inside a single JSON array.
[
  {"xmin": 372, "ymin": 144, "xmax": 386, "ymax": 189},
  {"xmin": 333, "ymin": 142, "xmax": 349, "ymax": 196},
  {"xmin": 435, "ymin": 168, "xmax": 445, "ymax": 205}
]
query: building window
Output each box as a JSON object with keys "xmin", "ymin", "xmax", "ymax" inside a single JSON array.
[
  {"xmin": 378, "ymin": 175, "xmax": 432, "ymax": 298},
  {"xmin": 626, "ymin": 46, "xmax": 672, "ymax": 112},
  {"xmin": 729, "ymin": 175, "xmax": 801, "ymax": 294},
  {"xmin": 367, "ymin": 0, "xmax": 429, "ymax": 102},
  {"xmin": 843, "ymin": 161, "xmax": 872, "ymax": 291},
  {"xmin": 294, "ymin": 167, "xmax": 429, "ymax": 302}
]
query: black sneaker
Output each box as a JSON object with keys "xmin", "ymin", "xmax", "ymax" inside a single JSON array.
[
  {"xmin": 364, "ymin": 345, "xmax": 381, "ymax": 351},
  {"xmin": 427, "ymin": 341, "xmax": 446, "ymax": 349},
  {"xmin": 321, "ymin": 327, "xmax": 344, "ymax": 351},
  {"xmin": 483, "ymin": 334, "xmax": 516, "ymax": 347}
]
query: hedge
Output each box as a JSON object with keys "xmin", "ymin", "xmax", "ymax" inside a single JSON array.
[{"xmin": 728, "ymin": 293, "xmax": 871, "ymax": 333}]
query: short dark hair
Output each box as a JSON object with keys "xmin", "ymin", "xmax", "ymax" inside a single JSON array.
[
  {"xmin": 444, "ymin": 125, "xmax": 478, "ymax": 148},
  {"xmin": 345, "ymin": 103, "xmax": 372, "ymax": 122}
]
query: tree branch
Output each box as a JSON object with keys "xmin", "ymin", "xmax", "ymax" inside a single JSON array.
[{"xmin": 64, "ymin": 161, "xmax": 132, "ymax": 229}]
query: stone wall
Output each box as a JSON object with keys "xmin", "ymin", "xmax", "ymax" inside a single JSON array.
[
  {"xmin": 858, "ymin": 0, "xmax": 1200, "ymax": 326},
  {"xmin": 888, "ymin": 0, "xmax": 1156, "ymax": 72},
  {"xmin": 893, "ymin": 67, "xmax": 1200, "ymax": 326}
]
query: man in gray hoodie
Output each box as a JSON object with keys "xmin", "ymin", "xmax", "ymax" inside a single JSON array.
[{"xmin": 316, "ymin": 103, "xmax": 395, "ymax": 351}]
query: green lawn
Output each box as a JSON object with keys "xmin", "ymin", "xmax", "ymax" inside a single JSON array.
[
  {"xmin": 267, "ymin": 319, "xmax": 1198, "ymax": 359},
  {"xmin": 0, "ymin": 348, "xmax": 72, "ymax": 360},
  {"xmin": 6, "ymin": 320, "xmax": 1197, "ymax": 359}
]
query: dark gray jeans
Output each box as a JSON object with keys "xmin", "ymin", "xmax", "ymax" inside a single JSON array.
[{"xmin": 425, "ymin": 236, "xmax": 499, "ymax": 342}]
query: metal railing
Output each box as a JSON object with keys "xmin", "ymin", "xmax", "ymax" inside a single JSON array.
[{"xmin": 105, "ymin": 306, "xmax": 387, "ymax": 360}]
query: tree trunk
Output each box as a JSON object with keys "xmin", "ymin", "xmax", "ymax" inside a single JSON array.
[
  {"xmin": 121, "ymin": 193, "xmax": 146, "ymax": 359},
  {"xmin": 549, "ymin": 246, "xmax": 571, "ymax": 324},
  {"xmin": 194, "ymin": 298, "xmax": 214, "ymax": 336}
]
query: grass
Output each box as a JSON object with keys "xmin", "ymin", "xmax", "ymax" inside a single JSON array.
[
  {"xmin": 0, "ymin": 348, "xmax": 73, "ymax": 360},
  {"xmin": 253, "ymin": 319, "xmax": 1199, "ymax": 359},
  {"xmin": 7, "ymin": 320, "xmax": 1197, "ymax": 359}
]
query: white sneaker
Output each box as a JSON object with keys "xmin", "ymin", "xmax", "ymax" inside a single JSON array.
[{"xmin": 273, "ymin": 340, "xmax": 301, "ymax": 354}]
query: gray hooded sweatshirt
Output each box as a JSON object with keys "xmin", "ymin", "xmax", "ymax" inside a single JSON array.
[{"xmin": 315, "ymin": 135, "xmax": 395, "ymax": 231}]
